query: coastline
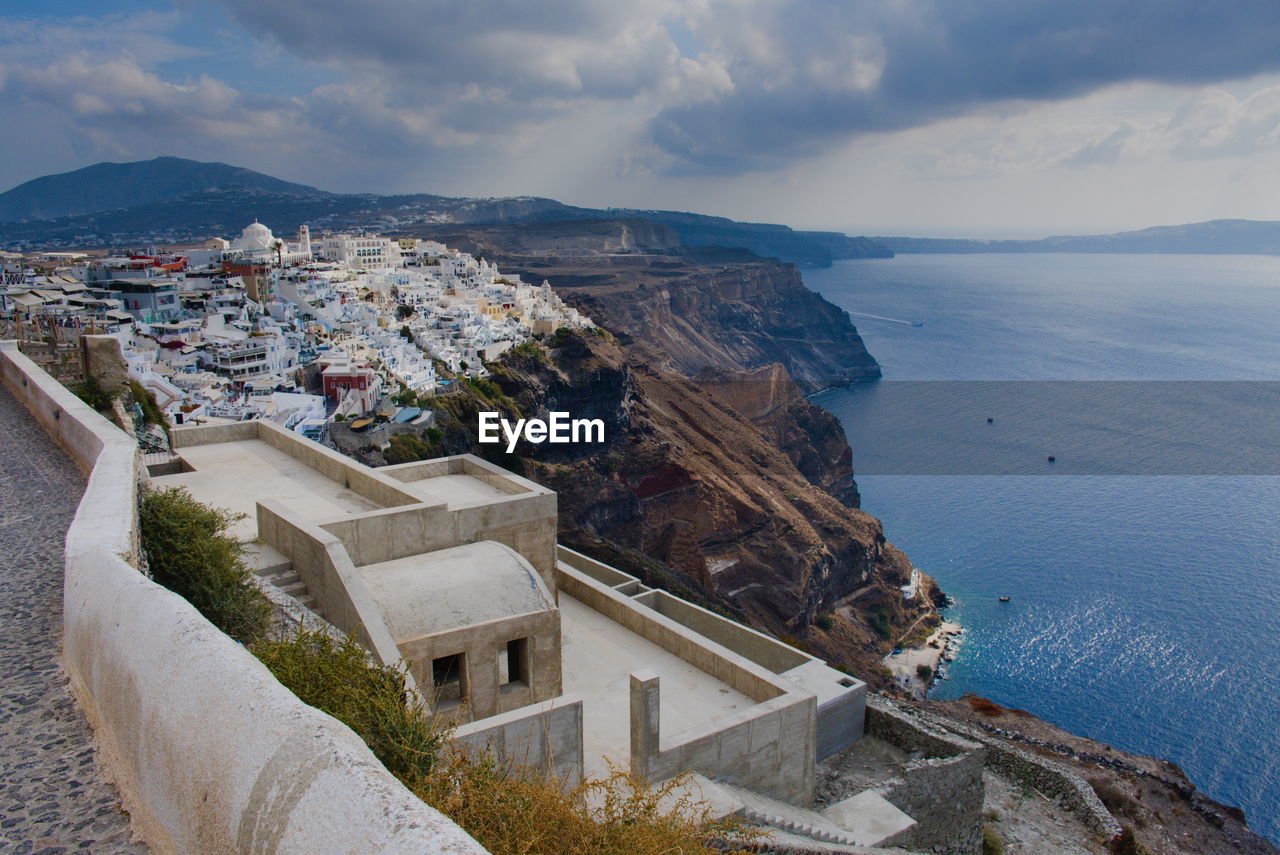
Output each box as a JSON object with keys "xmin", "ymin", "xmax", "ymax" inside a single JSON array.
[{"xmin": 883, "ymin": 617, "xmax": 963, "ymax": 700}]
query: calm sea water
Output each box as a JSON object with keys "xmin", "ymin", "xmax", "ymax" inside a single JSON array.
[{"xmin": 804, "ymin": 254, "xmax": 1280, "ymax": 843}]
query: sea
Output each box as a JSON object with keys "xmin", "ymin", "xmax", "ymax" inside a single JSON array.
[{"xmin": 804, "ymin": 253, "xmax": 1280, "ymax": 844}]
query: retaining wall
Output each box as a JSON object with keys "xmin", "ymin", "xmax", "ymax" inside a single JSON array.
[
  {"xmin": 1, "ymin": 341, "xmax": 488, "ymax": 855},
  {"xmin": 864, "ymin": 698, "xmax": 986, "ymax": 855},
  {"xmin": 914, "ymin": 709, "xmax": 1122, "ymax": 841}
]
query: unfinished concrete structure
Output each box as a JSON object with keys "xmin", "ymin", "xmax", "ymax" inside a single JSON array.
[{"xmin": 140, "ymin": 418, "xmax": 952, "ymax": 848}]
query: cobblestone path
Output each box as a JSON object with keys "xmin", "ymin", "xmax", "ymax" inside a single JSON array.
[{"xmin": 0, "ymin": 386, "xmax": 147, "ymax": 854}]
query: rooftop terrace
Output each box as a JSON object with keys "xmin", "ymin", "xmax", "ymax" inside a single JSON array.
[
  {"xmin": 559, "ymin": 594, "xmax": 755, "ymax": 780},
  {"xmin": 153, "ymin": 438, "xmax": 383, "ymax": 539}
]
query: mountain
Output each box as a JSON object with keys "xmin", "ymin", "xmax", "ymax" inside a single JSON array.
[
  {"xmin": 0, "ymin": 157, "xmax": 893, "ymax": 265},
  {"xmin": 878, "ymin": 218, "xmax": 1280, "ymax": 254},
  {"xmin": 0, "ymin": 157, "xmax": 324, "ymax": 222}
]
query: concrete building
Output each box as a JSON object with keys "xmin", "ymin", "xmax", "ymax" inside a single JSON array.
[{"xmin": 146, "ymin": 420, "xmax": 909, "ymax": 838}]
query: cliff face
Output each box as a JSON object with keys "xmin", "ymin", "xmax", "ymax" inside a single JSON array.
[
  {"xmin": 504, "ymin": 256, "xmax": 881, "ymax": 392},
  {"xmin": 694, "ymin": 363, "xmax": 861, "ymax": 507},
  {"xmin": 484, "ymin": 333, "xmax": 939, "ymax": 681}
]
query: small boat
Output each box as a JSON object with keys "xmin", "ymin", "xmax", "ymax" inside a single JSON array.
[
  {"xmin": 998, "ymin": 596, "xmax": 1011, "ymax": 602},
  {"xmin": 348, "ymin": 417, "xmax": 374, "ymax": 432}
]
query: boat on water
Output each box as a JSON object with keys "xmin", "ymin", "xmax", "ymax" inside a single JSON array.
[{"xmin": 998, "ymin": 595, "xmax": 1011, "ymax": 602}]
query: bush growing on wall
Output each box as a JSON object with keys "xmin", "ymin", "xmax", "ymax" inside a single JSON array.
[{"xmin": 139, "ymin": 487, "xmax": 271, "ymax": 644}]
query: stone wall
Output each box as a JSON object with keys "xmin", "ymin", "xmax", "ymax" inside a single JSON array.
[
  {"xmin": 914, "ymin": 710, "xmax": 1122, "ymax": 841},
  {"xmin": 864, "ymin": 697, "xmax": 986, "ymax": 855},
  {"xmin": 1, "ymin": 341, "xmax": 489, "ymax": 855}
]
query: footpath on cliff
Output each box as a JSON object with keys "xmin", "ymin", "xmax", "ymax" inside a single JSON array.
[{"xmin": 0, "ymin": 385, "xmax": 146, "ymax": 853}]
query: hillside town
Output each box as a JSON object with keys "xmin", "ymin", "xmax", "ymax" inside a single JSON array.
[{"xmin": 0, "ymin": 221, "xmax": 593, "ymax": 443}]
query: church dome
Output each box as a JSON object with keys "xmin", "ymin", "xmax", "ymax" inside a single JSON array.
[{"xmin": 236, "ymin": 220, "xmax": 275, "ymax": 252}]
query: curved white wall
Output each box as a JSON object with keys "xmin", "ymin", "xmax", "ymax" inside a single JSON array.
[{"xmin": 0, "ymin": 341, "xmax": 488, "ymax": 855}]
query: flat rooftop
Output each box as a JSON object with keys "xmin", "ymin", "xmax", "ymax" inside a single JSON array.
[
  {"xmin": 559, "ymin": 595, "xmax": 755, "ymax": 781},
  {"xmin": 397, "ymin": 472, "xmax": 518, "ymax": 508},
  {"xmin": 154, "ymin": 438, "xmax": 383, "ymax": 540}
]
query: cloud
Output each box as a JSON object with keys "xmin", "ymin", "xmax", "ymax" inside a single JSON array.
[
  {"xmin": 649, "ymin": 0, "xmax": 1280, "ymax": 172},
  {"xmin": 8, "ymin": 0, "xmax": 1280, "ymax": 192}
]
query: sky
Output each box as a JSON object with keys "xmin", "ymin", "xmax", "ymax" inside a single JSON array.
[{"xmin": 5, "ymin": 0, "xmax": 1280, "ymax": 237}]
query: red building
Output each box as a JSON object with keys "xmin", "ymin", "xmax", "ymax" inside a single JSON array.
[{"xmin": 321, "ymin": 359, "xmax": 377, "ymax": 407}]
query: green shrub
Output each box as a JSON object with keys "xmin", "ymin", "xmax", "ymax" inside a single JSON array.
[
  {"xmin": 128, "ymin": 379, "xmax": 168, "ymax": 434},
  {"xmin": 139, "ymin": 487, "xmax": 271, "ymax": 644},
  {"xmin": 334, "ymin": 413, "xmax": 346, "ymax": 421},
  {"xmin": 917, "ymin": 663, "xmax": 934, "ymax": 680},
  {"xmin": 384, "ymin": 432, "xmax": 438, "ymax": 464},
  {"xmin": 71, "ymin": 375, "xmax": 118, "ymax": 412},
  {"xmin": 254, "ymin": 629, "xmax": 447, "ymax": 789},
  {"xmin": 547, "ymin": 327, "xmax": 574, "ymax": 348},
  {"xmin": 417, "ymin": 755, "xmax": 758, "ymax": 855},
  {"xmin": 866, "ymin": 607, "xmax": 892, "ymax": 639},
  {"xmin": 814, "ymin": 612, "xmax": 835, "ymax": 631},
  {"xmin": 982, "ymin": 824, "xmax": 1005, "ymax": 855}
]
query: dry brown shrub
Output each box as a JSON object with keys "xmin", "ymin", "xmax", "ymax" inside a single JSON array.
[
  {"xmin": 967, "ymin": 696, "xmax": 1005, "ymax": 717},
  {"xmin": 416, "ymin": 749, "xmax": 762, "ymax": 855}
]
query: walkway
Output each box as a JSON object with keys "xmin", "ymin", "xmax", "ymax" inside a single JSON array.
[{"xmin": 0, "ymin": 385, "xmax": 147, "ymax": 853}]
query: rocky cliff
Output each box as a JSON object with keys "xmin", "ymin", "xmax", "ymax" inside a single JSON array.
[
  {"xmin": 499, "ymin": 254, "xmax": 881, "ymax": 392},
  {"xmin": 369, "ymin": 329, "xmax": 938, "ymax": 683}
]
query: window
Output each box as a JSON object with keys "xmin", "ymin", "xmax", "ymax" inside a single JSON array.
[
  {"xmin": 431, "ymin": 652, "xmax": 466, "ymax": 704},
  {"xmin": 498, "ymin": 638, "xmax": 528, "ymax": 688}
]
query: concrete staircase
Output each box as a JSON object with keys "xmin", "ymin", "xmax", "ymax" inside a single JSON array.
[
  {"xmin": 684, "ymin": 774, "xmax": 915, "ymax": 849},
  {"xmin": 243, "ymin": 543, "xmax": 324, "ymax": 619}
]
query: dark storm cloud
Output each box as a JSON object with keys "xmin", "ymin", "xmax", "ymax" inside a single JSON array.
[
  {"xmin": 652, "ymin": 0, "xmax": 1280, "ymax": 172},
  {"xmin": 7, "ymin": 0, "xmax": 1280, "ymax": 185}
]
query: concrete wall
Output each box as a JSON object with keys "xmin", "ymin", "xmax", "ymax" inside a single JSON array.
[
  {"xmin": 320, "ymin": 503, "xmax": 456, "ymax": 566},
  {"xmin": 558, "ymin": 546, "xmax": 816, "ymax": 676},
  {"xmin": 170, "ymin": 420, "xmax": 422, "ymax": 508},
  {"xmin": 454, "ymin": 696, "xmax": 585, "ymax": 788},
  {"xmin": 255, "ymin": 499, "xmax": 408, "ymax": 677},
  {"xmin": 397, "ymin": 608, "xmax": 562, "ymax": 723},
  {"xmin": 815, "ymin": 685, "xmax": 867, "ymax": 761},
  {"xmin": 630, "ymin": 671, "xmax": 816, "ymax": 805},
  {"xmin": 0, "ymin": 341, "xmax": 488, "ymax": 855},
  {"xmin": 320, "ymin": 491, "xmax": 558, "ymax": 595},
  {"xmin": 379, "ymin": 455, "xmax": 559, "ymax": 590},
  {"xmin": 558, "ymin": 563, "xmax": 791, "ymax": 704},
  {"xmin": 864, "ymin": 698, "xmax": 986, "ymax": 855}
]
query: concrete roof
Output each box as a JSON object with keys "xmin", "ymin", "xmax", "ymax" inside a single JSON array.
[
  {"xmin": 398, "ymin": 473, "xmax": 514, "ymax": 508},
  {"xmin": 357, "ymin": 541, "xmax": 554, "ymax": 641},
  {"xmin": 558, "ymin": 595, "xmax": 755, "ymax": 779},
  {"xmin": 153, "ymin": 438, "xmax": 384, "ymax": 540}
]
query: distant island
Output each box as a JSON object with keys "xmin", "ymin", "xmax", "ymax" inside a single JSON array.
[{"xmin": 877, "ymin": 219, "xmax": 1280, "ymax": 255}]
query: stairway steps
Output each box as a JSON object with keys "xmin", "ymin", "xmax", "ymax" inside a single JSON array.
[{"xmin": 684, "ymin": 774, "xmax": 914, "ymax": 849}]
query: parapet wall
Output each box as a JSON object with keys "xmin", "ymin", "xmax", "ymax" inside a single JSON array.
[
  {"xmin": 0, "ymin": 341, "xmax": 488, "ymax": 855},
  {"xmin": 454, "ymin": 695, "xmax": 585, "ymax": 787}
]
